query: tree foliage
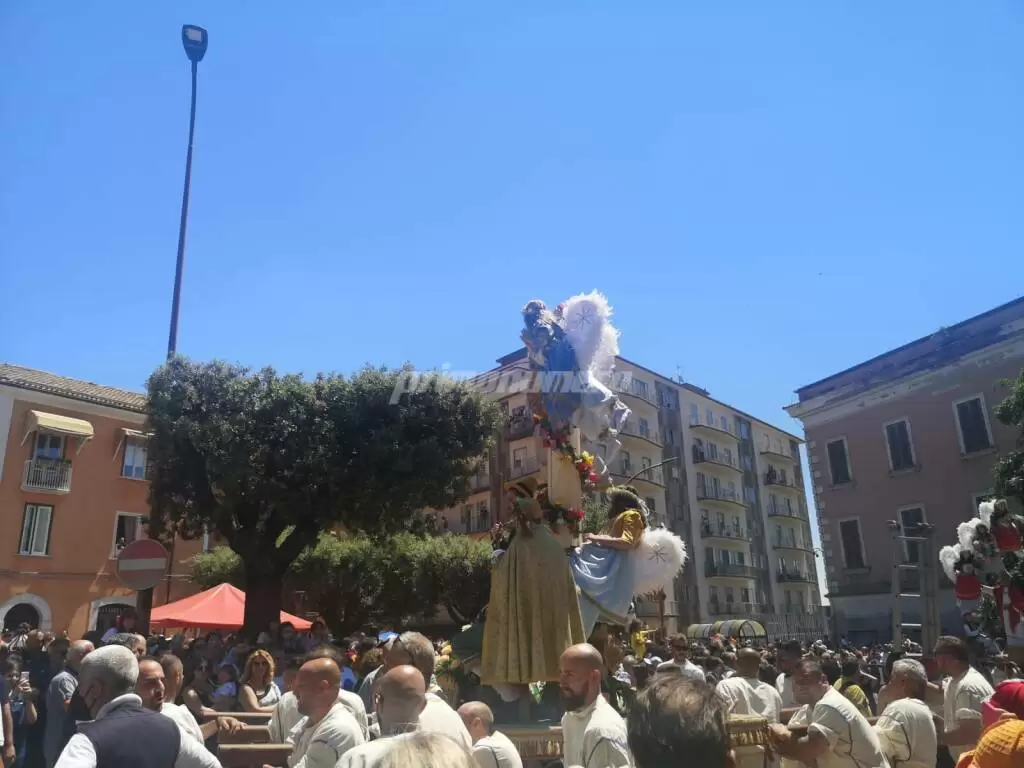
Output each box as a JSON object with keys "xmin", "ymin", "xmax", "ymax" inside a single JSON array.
[
  {"xmin": 147, "ymin": 358, "xmax": 500, "ymax": 630},
  {"xmin": 188, "ymin": 533, "xmax": 493, "ymax": 635},
  {"xmin": 582, "ymin": 493, "xmax": 608, "ymax": 535},
  {"xmin": 994, "ymin": 367, "xmax": 1024, "ymax": 506}
]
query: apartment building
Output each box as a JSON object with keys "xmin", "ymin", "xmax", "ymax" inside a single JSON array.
[
  {"xmin": 0, "ymin": 364, "xmax": 205, "ymax": 637},
  {"xmin": 433, "ymin": 350, "xmax": 826, "ymax": 638},
  {"xmin": 785, "ymin": 296, "xmax": 1024, "ymax": 645}
]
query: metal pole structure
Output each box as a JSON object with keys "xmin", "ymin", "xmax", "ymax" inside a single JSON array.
[{"xmin": 166, "ymin": 59, "xmax": 198, "ymax": 360}]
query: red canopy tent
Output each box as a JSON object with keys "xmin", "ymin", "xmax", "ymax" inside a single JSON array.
[{"xmin": 150, "ymin": 583, "xmax": 312, "ymax": 631}]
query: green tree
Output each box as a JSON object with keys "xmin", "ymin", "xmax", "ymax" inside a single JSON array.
[
  {"xmin": 581, "ymin": 493, "xmax": 608, "ymax": 534},
  {"xmin": 147, "ymin": 359, "xmax": 499, "ymax": 631},
  {"xmin": 994, "ymin": 367, "xmax": 1024, "ymax": 505},
  {"xmin": 188, "ymin": 533, "xmax": 493, "ymax": 635}
]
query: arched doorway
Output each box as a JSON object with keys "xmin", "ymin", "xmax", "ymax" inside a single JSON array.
[
  {"xmin": 89, "ymin": 596, "xmax": 137, "ymax": 634},
  {"xmin": 0, "ymin": 594, "xmax": 53, "ymax": 632},
  {"xmin": 3, "ymin": 603, "xmax": 40, "ymax": 631}
]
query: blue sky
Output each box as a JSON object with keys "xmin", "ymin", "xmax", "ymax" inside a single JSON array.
[{"xmin": 3, "ymin": 4, "xmax": 1023, "ymax": 590}]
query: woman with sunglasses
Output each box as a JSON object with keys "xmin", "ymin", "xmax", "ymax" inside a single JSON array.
[{"xmin": 238, "ymin": 649, "xmax": 282, "ymax": 713}]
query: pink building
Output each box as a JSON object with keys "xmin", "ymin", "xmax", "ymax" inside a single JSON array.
[{"xmin": 786, "ymin": 296, "xmax": 1024, "ymax": 645}]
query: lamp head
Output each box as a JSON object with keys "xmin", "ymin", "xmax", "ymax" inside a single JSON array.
[{"xmin": 182, "ymin": 25, "xmax": 208, "ymax": 63}]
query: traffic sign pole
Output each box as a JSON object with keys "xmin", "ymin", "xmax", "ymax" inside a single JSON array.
[{"xmin": 117, "ymin": 540, "xmax": 170, "ymax": 633}]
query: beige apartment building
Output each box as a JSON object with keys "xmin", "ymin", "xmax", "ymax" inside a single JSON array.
[
  {"xmin": 786, "ymin": 296, "xmax": 1024, "ymax": 645},
  {"xmin": 433, "ymin": 349, "xmax": 827, "ymax": 638}
]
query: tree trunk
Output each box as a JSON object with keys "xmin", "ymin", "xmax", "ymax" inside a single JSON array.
[{"xmin": 244, "ymin": 573, "xmax": 286, "ymax": 635}]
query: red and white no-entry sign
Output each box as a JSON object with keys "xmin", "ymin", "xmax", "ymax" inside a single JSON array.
[{"xmin": 116, "ymin": 539, "xmax": 170, "ymax": 591}]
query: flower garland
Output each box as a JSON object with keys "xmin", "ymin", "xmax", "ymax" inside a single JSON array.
[{"xmin": 534, "ymin": 412, "xmax": 600, "ymax": 489}]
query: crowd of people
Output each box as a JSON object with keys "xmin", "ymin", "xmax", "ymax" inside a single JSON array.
[{"xmin": 2, "ymin": 612, "xmax": 1023, "ymax": 768}]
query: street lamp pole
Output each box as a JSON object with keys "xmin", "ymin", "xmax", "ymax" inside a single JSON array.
[
  {"xmin": 166, "ymin": 24, "xmax": 208, "ymax": 360},
  {"xmin": 141, "ymin": 25, "xmax": 209, "ymax": 636}
]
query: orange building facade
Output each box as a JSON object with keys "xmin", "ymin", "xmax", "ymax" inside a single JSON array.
[{"xmin": 0, "ymin": 364, "xmax": 203, "ymax": 638}]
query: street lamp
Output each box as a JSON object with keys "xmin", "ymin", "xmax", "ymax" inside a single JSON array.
[{"xmin": 166, "ymin": 24, "xmax": 208, "ymax": 360}]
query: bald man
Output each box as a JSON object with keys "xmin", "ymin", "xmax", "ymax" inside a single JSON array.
[
  {"xmin": 337, "ymin": 666, "xmax": 429, "ymax": 768},
  {"xmin": 287, "ymin": 658, "xmax": 364, "ymax": 768},
  {"xmin": 458, "ymin": 701, "xmax": 523, "ymax": 768},
  {"xmin": 559, "ymin": 644, "xmax": 632, "ymax": 768},
  {"xmin": 716, "ymin": 647, "xmax": 783, "ymax": 723}
]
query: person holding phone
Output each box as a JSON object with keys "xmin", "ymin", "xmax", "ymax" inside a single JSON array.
[{"xmin": 3, "ymin": 659, "xmax": 37, "ymax": 768}]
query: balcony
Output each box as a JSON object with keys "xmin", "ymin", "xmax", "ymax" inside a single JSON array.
[
  {"xmin": 689, "ymin": 420, "xmax": 739, "ymax": 442},
  {"xmin": 695, "ymin": 486, "xmax": 746, "ymax": 510},
  {"xmin": 773, "ymin": 538, "xmax": 813, "ymax": 553},
  {"xmin": 707, "ymin": 601, "xmax": 768, "ymax": 617},
  {"xmin": 508, "ymin": 456, "xmax": 541, "ymax": 480},
  {"xmin": 764, "ymin": 473, "xmax": 801, "ymax": 493},
  {"xmin": 692, "ymin": 447, "xmax": 742, "ymax": 475},
  {"xmin": 619, "ymin": 422, "xmax": 663, "ymax": 447},
  {"xmin": 612, "ymin": 464, "xmax": 665, "ymax": 487},
  {"xmin": 504, "ymin": 413, "xmax": 535, "ymax": 441},
  {"xmin": 777, "ymin": 569, "xmax": 815, "ymax": 584},
  {"xmin": 760, "ymin": 447, "xmax": 800, "ymax": 464},
  {"xmin": 700, "ymin": 521, "xmax": 746, "ymax": 541},
  {"xmin": 22, "ymin": 458, "xmax": 73, "ymax": 493},
  {"xmin": 766, "ymin": 504, "xmax": 807, "ymax": 522},
  {"xmin": 621, "ymin": 385, "xmax": 658, "ymax": 408},
  {"xmin": 705, "ymin": 562, "xmax": 759, "ymax": 580}
]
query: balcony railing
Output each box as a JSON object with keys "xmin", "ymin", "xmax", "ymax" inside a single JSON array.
[
  {"xmin": 773, "ymin": 538, "xmax": 813, "ymax": 552},
  {"xmin": 504, "ymin": 413, "xmax": 535, "ymax": 440},
  {"xmin": 766, "ymin": 504, "xmax": 806, "ymax": 521},
  {"xmin": 760, "ymin": 447, "xmax": 800, "ymax": 463},
  {"xmin": 692, "ymin": 446, "xmax": 742, "ymax": 473},
  {"xmin": 700, "ymin": 522, "xmax": 746, "ymax": 540},
  {"xmin": 705, "ymin": 562, "xmax": 759, "ymax": 579},
  {"xmin": 707, "ymin": 601, "xmax": 769, "ymax": 616},
  {"xmin": 22, "ymin": 458, "xmax": 73, "ymax": 493},
  {"xmin": 777, "ymin": 570, "xmax": 815, "ymax": 584},
  {"xmin": 695, "ymin": 487, "xmax": 745, "ymax": 508},
  {"xmin": 620, "ymin": 422, "xmax": 663, "ymax": 446},
  {"xmin": 689, "ymin": 419, "xmax": 739, "ymax": 441},
  {"xmin": 614, "ymin": 464, "xmax": 665, "ymax": 486},
  {"xmin": 509, "ymin": 456, "xmax": 541, "ymax": 479},
  {"xmin": 621, "ymin": 385, "xmax": 658, "ymax": 406}
]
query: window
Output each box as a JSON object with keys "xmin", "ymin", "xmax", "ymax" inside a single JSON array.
[
  {"xmin": 742, "ymin": 454, "xmax": 752, "ymax": 471},
  {"xmin": 740, "ymin": 422, "xmax": 750, "ymax": 439},
  {"xmin": 689, "ymin": 404, "xmax": 699, "ymax": 426},
  {"xmin": 741, "ymin": 587, "xmax": 750, "ymax": 602},
  {"xmin": 725, "ymin": 587, "xmax": 735, "ymax": 604},
  {"xmin": 736, "ymin": 551, "xmax": 745, "ymax": 566},
  {"xmin": 744, "ymin": 486, "xmax": 756, "ymax": 503},
  {"xmin": 705, "ymin": 546, "xmax": 715, "ymax": 565},
  {"xmin": 477, "ymin": 502, "xmax": 490, "ymax": 531},
  {"xmin": 666, "ymin": 429, "xmax": 675, "ymax": 445},
  {"xmin": 884, "ymin": 419, "xmax": 916, "ymax": 471},
  {"xmin": 633, "ymin": 380, "xmax": 649, "ymax": 399},
  {"xmin": 826, "ymin": 438, "xmax": 852, "ymax": 484},
  {"xmin": 839, "ymin": 518, "xmax": 865, "ymax": 569},
  {"xmin": 34, "ymin": 432, "xmax": 63, "ymax": 460},
  {"xmin": 621, "ymin": 451, "xmax": 632, "ymax": 472},
  {"xmin": 462, "ymin": 506, "xmax": 473, "ymax": 531},
  {"xmin": 512, "ymin": 447, "xmax": 527, "ymax": 468},
  {"xmin": 644, "ymin": 497, "xmax": 656, "ymax": 513},
  {"xmin": 112, "ymin": 513, "xmax": 143, "ymax": 557},
  {"xmin": 724, "ymin": 447, "xmax": 733, "ymax": 466},
  {"xmin": 511, "ymin": 404, "xmax": 526, "ymax": 418},
  {"xmin": 638, "ymin": 418, "xmax": 650, "ymax": 438},
  {"xmin": 706, "ymin": 408, "xmax": 714, "ymax": 426},
  {"xmin": 641, "ymin": 456, "xmax": 652, "ymax": 470},
  {"xmin": 899, "ymin": 507, "xmax": 926, "ymax": 563},
  {"xmin": 709, "ymin": 585, "xmax": 719, "ymax": 602},
  {"xmin": 19, "ymin": 504, "xmax": 52, "ymax": 556},
  {"xmin": 954, "ymin": 396, "xmax": 993, "ymax": 454},
  {"xmin": 720, "ymin": 416, "xmax": 729, "ymax": 433},
  {"xmin": 122, "ymin": 437, "xmax": 148, "ymax": 480}
]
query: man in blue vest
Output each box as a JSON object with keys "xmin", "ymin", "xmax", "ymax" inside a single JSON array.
[{"xmin": 52, "ymin": 646, "xmax": 220, "ymax": 768}]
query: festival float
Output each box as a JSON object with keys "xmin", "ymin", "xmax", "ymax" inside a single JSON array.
[{"xmin": 939, "ymin": 497, "xmax": 1024, "ymax": 664}]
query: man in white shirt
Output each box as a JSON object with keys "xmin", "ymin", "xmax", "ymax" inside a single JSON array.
[
  {"xmin": 716, "ymin": 647, "xmax": 783, "ymax": 723},
  {"xmin": 774, "ymin": 640, "xmax": 803, "ymax": 711},
  {"xmin": 385, "ymin": 632, "xmax": 471, "ymax": 749},
  {"xmin": 768, "ymin": 658, "xmax": 889, "ymax": 768},
  {"xmin": 287, "ymin": 658, "xmax": 364, "ymax": 768},
  {"xmin": 338, "ymin": 665, "xmax": 427, "ymax": 768},
  {"xmin": 457, "ymin": 701, "xmax": 523, "ymax": 768},
  {"xmin": 656, "ymin": 635, "xmax": 705, "ymax": 683},
  {"xmin": 872, "ymin": 659, "xmax": 937, "ymax": 768},
  {"xmin": 933, "ymin": 635, "xmax": 993, "ymax": 761},
  {"xmin": 560, "ymin": 644, "xmax": 633, "ymax": 768},
  {"xmin": 269, "ymin": 649, "xmax": 368, "ymax": 742}
]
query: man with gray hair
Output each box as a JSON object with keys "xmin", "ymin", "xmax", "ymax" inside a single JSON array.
[
  {"xmin": 54, "ymin": 646, "xmax": 220, "ymax": 768},
  {"xmin": 44, "ymin": 639, "xmax": 93, "ymax": 767},
  {"xmin": 873, "ymin": 658, "xmax": 937, "ymax": 768}
]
